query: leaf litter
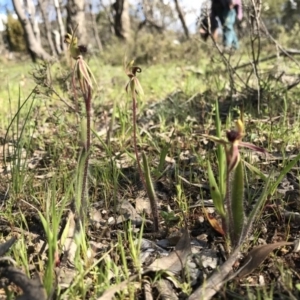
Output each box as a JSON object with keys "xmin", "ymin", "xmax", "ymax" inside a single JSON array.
[{"xmin": 1, "ymin": 86, "xmax": 300, "ymax": 299}]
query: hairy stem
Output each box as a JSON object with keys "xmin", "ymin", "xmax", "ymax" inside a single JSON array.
[
  {"xmin": 80, "ymin": 86, "xmax": 92, "ymax": 227},
  {"xmin": 132, "ymin": 92, "xmax": 159, "ymax": 231},
  {"xmin": 132, "ymin": 92, "xmax": 146, "ymax": 188},
  {"xmin": 224, "ymin": 167, "xmax": 232, "ymax": 243}
]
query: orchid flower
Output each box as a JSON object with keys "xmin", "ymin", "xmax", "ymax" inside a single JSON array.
[
  {"xmin": 125, "ymin": 60, "xmax": 144, "ymax": 97},
  {"xmin": 203, "ymin": 117, "xmax": 267, "ymax": 247},
  {"xmin": 203, "ymin": 119, "xmax": 266, "ymax": 175}
]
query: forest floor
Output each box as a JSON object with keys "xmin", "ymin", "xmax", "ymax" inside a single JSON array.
[{"xmin": 0, "ymin": 45, "xmax": 300, "ymax": 299}]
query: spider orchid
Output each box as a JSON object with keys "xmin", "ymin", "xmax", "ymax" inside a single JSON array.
[
  {"xmin": 203, "ymin": 119, "xmax": 266, "ymax": 175},
  {"xmin": 203, "ymin": 118, "xmax": 267, "ymax": 247}
]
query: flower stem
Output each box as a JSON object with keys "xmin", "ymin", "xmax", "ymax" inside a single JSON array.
[
  {"xmin": 80, "ymin": 85, "xmax": 92, "ymax": 227},
  {"xmin": 132, "ymin": 92, "xmax": 159, "ymax": 231},
  {"xmin": 132, "ymin": 92, "xmax": 145, "ymax": 188}
]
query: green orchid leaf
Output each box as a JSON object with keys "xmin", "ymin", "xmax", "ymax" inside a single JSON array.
[
  {"xmin": 207, "ymin": 161, "xmax": 225, "ymax": 218},
  {"xmin": 229, "ymin": 160, "xmax": 245, "ymax": 247}
]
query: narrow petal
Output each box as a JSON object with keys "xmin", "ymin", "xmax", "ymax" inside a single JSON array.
[
  {"xmin": 239, "ymin": 142, "xmax": 267, "ymax": 154},
  {"xmin": 78, "ymin": 59, "xmax": 93, "ymax": 89},
  {"xmin": 228, "ymin": 144, "xmax": 240, "ymax": 173},
  {"xmin": 201, "ymin": 134, "xmax": 229, "ymax": 146},
  {"xmin": 134, "ymin": 78, "xmax": 144, "ymax": 96}
]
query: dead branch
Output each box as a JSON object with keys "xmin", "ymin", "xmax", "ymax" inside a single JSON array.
[
  {"xmin": 0, "ymin": 267, "xmax": 47, "ymax": 300},
  {"xmin": 234, "ymin": 48, "xmax": 300, "ymax": 71}
]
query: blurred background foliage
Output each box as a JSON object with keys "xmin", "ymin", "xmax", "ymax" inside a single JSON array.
[{"xmin": 0, "ymin": 0, "xmax": 299, "ymax": 64}]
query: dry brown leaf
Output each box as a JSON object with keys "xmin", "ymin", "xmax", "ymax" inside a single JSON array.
[
  {"xmin": 116, "ymin": 200, "xmax": 143, "ymax": 225},
  {"xmin": 55, "ymin": 267, "xmax": 77, "ymax": 289},
  {"xmin": 0, "ymin": 237, "xmax": 16, "ymax": 256},
  {"xmin": 189, "ymin": 246, "xmax": 241, "ymax": 300},
  {"xmin": 146, "ymin": 227, "xmax": 191, "ymax": 275},
  {"xmin": 283, "ymin": 210, "xmax": 300, "ymax": 222},
  {"xmin": 189, "ymin": 241, "xmax": 296, "ymax": 300},
  {"xmin": 97, "ymin": 234, "xmax": 188, "ymax": 300},
  {"xmin": 203, "ymin": 209, "xmax": 225, "ymax": 236},
  {"xmin": 60, "ymin": 211, "xmax": 77, "ymax": 266},
  {"xmin": 293, "ymin": 239, "xmax": 300, "ymax": 252},
  {"xmin": 135, "ymin": 197, "xmax": 152, "ymax": 215},
  {"xmin": 34, "ymin": 171, "xmax": 55, "ymax": 179},
  {"xmin": 27, "ymin": 150, "xmax": 46, "ymax": 169},
  {"xmin": 237, "ymin": 241, "xmax": 293, "ymax": 279},
  {"xmin": 155, "ymin": 279, "xmax": 178, "ymax": 300},
  {"xmin": 56, "ymin": 210, "xmax": 78, "ymax": 288}
]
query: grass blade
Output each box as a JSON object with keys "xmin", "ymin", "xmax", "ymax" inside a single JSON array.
[
  {"xmin": 243, "ymin": 160, "xmax": 268, "ymax": 182},
  {"xmin": 241, "ymin": 173, "xmax": 272, "ymax": 243},
  {"xmin": 215, "ymin": 100, "xmax": 226, "ymax": 197},
  {"xmin": 269, "ymin": 152, "xmax": 300, "ymax": 195}
]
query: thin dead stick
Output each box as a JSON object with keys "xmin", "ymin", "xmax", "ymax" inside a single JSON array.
[
  {"xmin": 234, "ymin": 49, "xmax": 300, "ymax": 71},
  {"xmin": 260, "ymin": 20, "xmax": 300, "ymax": 70},
  {"xmin": 249, "ymin": 0, "xmax": 262, "ymax": 113},
  {"xmin": 286, "ymin": 77, "xmax": 300, "ymax": 91}
]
